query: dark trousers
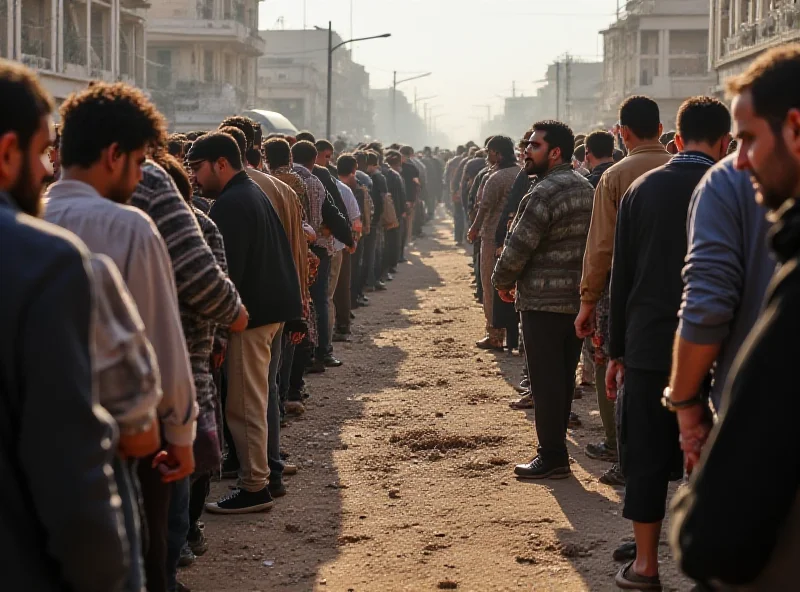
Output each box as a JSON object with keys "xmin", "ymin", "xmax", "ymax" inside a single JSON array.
[
  {"xmin": 188, "ymin": 473, "xmax": 210, "ymax": 527},
  {"xmin": 137, "ymin": 459, "xmax": 172, "ymax": 592},
  {"xmin": 361, "ymin": 227, "xmax": 378, "ymax": 290},
  {"xmin": 382, "ymin": 228, "xmax": 399, "ymax": 273},
  {"xmin": 399, "ymin": 216, "xmax": 408, "ymax": 260},
  {"xmin": 621, "ymin": 368, "xmax": 682, "ymax": 523},
  {"xmin": 350, "ymin": 234, "xmax": 365, "ymax": 303},
  {"xmin": 371, "ymin": 227, "xmax": 383, "ymax": 285},
  {"xmin": 166, "ymin": 477, "xmax": 190, "ymax": 591},
  {"xmin": 334, "ymin": 249, "xmax": 351, "ymax": 332},
  {"xmin": 454, "ymin": 201, "xmax": 465, "ymax": 242},
  {"xmin": 521, "ymin": 310, "xmax": 583, "ymax": 465},
  {"xmin": 289, "ymin": 340, "xmax": 310, "ymax": 396},
  {"xmin": 474, "ymin": 240, "xmax": 482, "ymax": 300},
  {"xmin": 310, "ymin": 247, "xmax": 331, "ymax": 360}
]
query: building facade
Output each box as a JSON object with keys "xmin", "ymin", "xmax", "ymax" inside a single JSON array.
[
  {"xmin": 600, "ymin": 0, "xmax": 715, "ymax": 129},
  {"xmin": 145, "ymin": 0, "xmax": 264, "ymax": 132},
  {"xmin": 710, "ymin": 0, "xmax": 800, "ymax": 91},
  {"xmin": 2, "ymin": 0, "xmax": 147, "ymax": 107},
  {"xmin": 256, "ymin": 29, "xmax": 373, "ymax": 140}
]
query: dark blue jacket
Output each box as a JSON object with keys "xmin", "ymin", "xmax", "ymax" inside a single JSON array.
[{"xmin": 0, "ymin": 192, "xmax": 128, "ymax": 591}]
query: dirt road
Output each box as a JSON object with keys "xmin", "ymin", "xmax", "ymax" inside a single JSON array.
[{"xmin": 183, "ymin": 211, "xmax": 690, "ymax": 592}]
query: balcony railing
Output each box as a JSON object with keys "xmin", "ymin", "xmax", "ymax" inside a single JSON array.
[
  {"xmin": 148, "ymin": 18, "xmax": 265, "ymax": 53},
  {"xmin": 722, "ymin": 6, "xmax": 800, "ymax": 58},
  {"xmin": 171, "ymin": 80, "xmax": 248, "ymax": 113}
]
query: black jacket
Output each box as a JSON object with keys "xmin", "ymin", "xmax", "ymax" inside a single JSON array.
[
  {"xmin": 670, "ymin": 198, "xmax": 800, "ymax": 589},
  {"xmin": 313, "ymin": 164, "xmax": 353, "ymax": 246},
  {"xmin": 609, "ymin": 153, "xmax": 715, "ymax": 370},
  {"xmin": 209, "ymin": 171, "xmax": 302, "ymax": 327},
  {"xmin": 586, "ymin": 161, "xmax": 614, "ymax": 189},
  {"xmin": 0, "ymin": 193, "xmax": 129, "ymax": 591},
  {"xmin": 494, "ymin": 168, "xmax": 532, "ymax": 245},
  {"xmin": 383, "ymin": 164, "xmax": 407, "ymax": 215}
]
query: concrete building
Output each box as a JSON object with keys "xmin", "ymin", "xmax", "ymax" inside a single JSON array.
[
  {"xmin": 537, "ymin": 58, "xmax": 604, "ymax": 133},
  {"xmin": 600, "ymin": 0, "xmax": 715, "ymax": 129},
  {"xmin": 710, "ymin": 0, "xmax": 800, "ymax": 92},
  {"xmin": 145, "ymin": 0, "xmax": 264, "ymax": 131},
  {"xmin": 2, "ymin": 0, "xmax": 148, "ymax": 107},
  {"xmin": 256, "ymin": 29, "xmax": 373, "ymax": 140}
]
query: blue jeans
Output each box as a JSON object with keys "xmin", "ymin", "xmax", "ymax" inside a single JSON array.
[
  {"xmin": 166, "ymin": 477, "xmax": 190, "ymax": 592},
  {"xmin": 267, "ymin": 324, "xmax": 284, "ymax": 481},
  {"xmin": 310, "ymin": 247, "xmax": 331, "ymax": 360}
]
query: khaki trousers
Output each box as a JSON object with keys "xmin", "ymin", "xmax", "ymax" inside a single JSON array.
[
  {"xmin": 226, "ymin": 322, "xmax": 281, "ymax": 492},
  {"xmin": 328, "ymin": 250, "xmax": 343, "ymax": 343}
]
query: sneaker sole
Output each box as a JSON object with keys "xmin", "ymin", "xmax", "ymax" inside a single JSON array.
[
  {"xmin": 515, "ymin": 468, "xmax": 572, "ymax": 480},
  {"xmin": 204, "ymin": 500, "xmax": 275, "ymax": 514}
]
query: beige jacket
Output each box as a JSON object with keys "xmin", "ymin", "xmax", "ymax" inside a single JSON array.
[
  {"xmin": 247, "ymin": 167, "xmax": 309, "ymax": 304},
  {"xmin": 580, "ymin": 143, "xmax": 671, "ymax": 303}
]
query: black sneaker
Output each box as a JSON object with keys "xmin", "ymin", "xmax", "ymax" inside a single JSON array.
[
  {"xmin": 323, "ymin": 355, "xmax": 343, "ymax": 367},
  {"xmin": 613, "ymin": 540, "xmax": 637, "ymax": 562},
  {"xmin": 205, "ymin": 487, "xmax": 274, "ymax": 514},
  {"xmin": 599, "ymin": 463, "xmax": 626, "ymax": 486},
  {"xmin": 220, "ymin": 455, "xmax": 239, "ymax": 480},
  {"xmin": 568, "ymin": 412, "xmax": 582, "ymax": 429},
  {"xmin": 585, "ymin": 440, "xmax": 618, "ymax": 462},
  {"xmin": 268, "ymin": 481, "xmax": 287, "ymax": 498},
  {"xmin": 178, "ymin": 543, "xmax": 196, "ymax": 567},
  {"xmin": 187, "ymin": 522, "xmax": 208, "ymax": 557},
  {"xmin": 514, "ymin": 456, "xmax": 571, "ymax": 480}
]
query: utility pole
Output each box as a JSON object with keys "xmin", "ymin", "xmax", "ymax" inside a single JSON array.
[
  {"xmin": 512, "ymin": 80, "xmax": 516, "ymax": 98},
  {"xmin": 392, "ymin": 71, "xmax": 397, "ymax": 138},
  {"xmin": 565, "ymin": 53, "xmax": 571, "ymax": 124},
  {"xmin": 555, "ymin": 61, "xmax": 560, "ymax": 120},
  {"xmin": 326, "ymin": 22, "xmax": 333, "ymax": 138}
]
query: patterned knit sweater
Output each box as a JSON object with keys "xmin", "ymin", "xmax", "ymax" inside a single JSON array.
[{"xmin": 492, "ymin": 163, "xmax": 594, "ymax": 314}]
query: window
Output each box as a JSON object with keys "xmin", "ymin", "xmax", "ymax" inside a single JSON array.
[
  {"xmin": 640, "ymin": 58, "xmax": 658, "ymax": 85},
  {"xmin": 640, "ymin": 30, "xmax": 659, "ymax": 55},
  {"xmin": 668, "ymin": 30, "xmax": 708, "ymax": 77},
  {"xmin": 155, "ymin": 50, "xmax": 172, "ymax": 88},
  {"xmin": 204, "ymin": 50, "xmax": 214, "ymax": 82}
]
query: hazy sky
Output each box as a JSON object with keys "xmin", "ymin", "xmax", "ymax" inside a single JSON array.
[{"xmin": 259, "ymin": 0, "xmax": 621, "ymax": 143}]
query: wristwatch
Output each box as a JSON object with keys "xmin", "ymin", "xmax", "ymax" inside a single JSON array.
[{"xmin": 661, "ymin": 386, "xmax": 705, "ymax": 412}]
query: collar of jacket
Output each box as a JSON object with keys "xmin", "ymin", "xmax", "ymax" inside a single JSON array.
[
  {"xmin": 0, "ymin": 190, "xmax": 16, "ymax": 211},
  {"xmin": 221, "ymin": 170, "xmax": 251, "ymax": 194},
  {"xmin": 670, "ymin": 151, "xmax": 717, "ymax": 168},
  {"xmin": 590, "ymin": 161, "xmax": 614, "ymax": 175},
  {"xmin": 769, "ymin": 198, "xmax": 800, "ymax": 263},
  {"xmin": 627, "ymin": 142, "xmax": 669, "ymax": 156},
  {"xmin": 539, "ymin": 162, "xmax": 574, "ymax": 181}
]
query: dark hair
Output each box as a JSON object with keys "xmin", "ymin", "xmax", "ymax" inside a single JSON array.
[
  {"xmin": 60, "ymin": 82, "xmax": 166, "ymax": 168},
  {"xmin": 613, "ymin": 148, "xmax": 624, "ymax": 162},
  {"xmin": 0, "ymin": 60, "xmax": 54, "ymax": 151},
  {"xmin": 315, "ymin": 139, "xmax": 334, "ymax": 153},
  {"xmin": 291, "ymin": 140, "xmax": 317, "ymax": 167},
  {"xmin": 354, "ymin": 150, "xmax": 368, "ymax": 169},
  {"xmin": 337, "ymin": 153, "xmax": 358, "ymax": 177},
  {"xmin": 167, "ymin": 133, "xmax": 187, "ymax": 157},
  {"xmin": 483, "ymin": 136, "xmax": 494, "ymax": 147},
  {"xmin": 296, "ymin": 130, "xmax": 316, "ymax": 143},
  {"xmin": 219, "ymin": 125, "xmax": 247, "ymax": 161},
  {"xmin": 185, "ymin": 130, "xmax": 207, "ymax": 141},
  {"xmin": 619, "ymin": 95, "xmax": 661, "ymax": 140},
  {"xmin": 366, "ymin": 151, "xmax": 379, "ymax": 167},
  {"xmin": 219, "ymin": 116, "xmax": 256, "ymax": 150},
  {"xmin": 676, "ymin": 96, "xmax": 731, "ymax": 145},
  {"xmin": 486, "ymin": 135, "xmax": 516, "ymax": 165},
  {"xmin": 399, "ymin": 145, "xmax": 415, "ymax": 157},
  {"xmin": 574, "ymin": 134, "xmax": 586, "ymax": 145},
  {"xmin": 532, "ymin": 120, "xmax": 575, "ymax": 162},
  {"xmin": 456, "ymin": 145, "xmax": 466, "ymax": 155},
  {"xmin": 264, "ymin": 137, "xmax": 292, "ymax": 168},
  {"xmin": 385, "ymin": 149, "xmax": 402, "ymax": 166},
  {"xmin": 585, "ymin": 130, "xmax": 615, "ymax": 159},
  {"xmin": 246, "ymin": 147, "xmax": 261, "ymax": 168},
  {"xmin": 158, "ymin": 153, "xmax": 193, "ymax": 202},
  {"xmin": 727, "ymin": 44, "xmax": 800, "ymax": 132},
  {"xmin": 186, "ymin": 132, "xmax": 243, "ymax": 170},
  {"xmin": 366, "ymin": 141, "xmax": 384, "ymax": 157},
  {"xmin": 573, "ymin": 144, "xmax": 586, "ymax": 161}
]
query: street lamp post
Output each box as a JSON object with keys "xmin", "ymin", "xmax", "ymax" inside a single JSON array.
[
  {"xmin": 326, "ymin": 22, "xmax": 391, "ymax": 139},
  {"xmin": 392, "ymin": 71, "xmax": 432, "ymax": 138}
]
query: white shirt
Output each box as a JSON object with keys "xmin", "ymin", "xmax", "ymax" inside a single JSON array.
[{"xmin": 333, "ymin": 179, "xmax": 361, "ymax": 252}]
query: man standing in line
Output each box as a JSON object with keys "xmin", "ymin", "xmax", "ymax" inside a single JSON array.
[
  {"xmin": 493, "ymin": 120, "xmax": 594, "ymax": 479},
  {"xmin": 332, "ymin": 156, "xmax": 362, "ymax": 344},
  {"xmin": 446, "ymin": 145, "xmax": 468, "ymax": 242},
  {"xmin": 1, "ymin": 59, "xmax": 133, "ymax": 592},
  {"xmin": 383, "ymin": 149, "xmax": 407, "ymax": 278},
  {"xmin": 671, "ymin": 45, "xmax": 800, "ymax": 590},
  {"xmin": 580, "ymin": 130, "xmax": 619, "ymax": 464},
  {"xmin": 188, "ymin": 133, "xmax": 301, "ymax": 514},
  {"xmin": 607, "ymin": 97, "xmax": 732, "ymax": 590},
  {"xmin": 44, "ymin": 82, "xmax": 199, "ymax": 592},
  {"xmin": 575, "ymin": 96, "xmax": 671, "ymax": 488}
]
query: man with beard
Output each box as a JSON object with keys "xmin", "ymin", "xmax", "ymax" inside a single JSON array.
[
  {"xmin": 493, "ymin": 120, "xmax": 594, "ymax": 479},
  {"xmin": 187, "ymin": 133, "xmax": 302, "ymax": 515},
  {"xmin": 670, "ymin": 45, "xmax": 800, "ymax": 591},
  {"xmin": 0, "ymin": 59, "xmax": 134, "ymax": 592},
  {"xmin": 44, "ymin": 82, "xmax": 199, "ymax": 592}
]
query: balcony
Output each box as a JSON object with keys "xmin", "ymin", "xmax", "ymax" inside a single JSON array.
[
  {"xmin": 720, "ymin": 6, "xmax": 800, "ymax": 62},
  {"xmin": 147, "ymin": 19, "xmax": 265, "ymax": 55}
]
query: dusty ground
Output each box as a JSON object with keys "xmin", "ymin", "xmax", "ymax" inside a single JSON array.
[{"xmin": 184, "ymin": 210, "xmax": 690, "ymax": 592}]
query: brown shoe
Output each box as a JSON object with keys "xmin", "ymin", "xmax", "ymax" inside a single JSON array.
[
  {"xmin": 476, "ymin": 337, "xmax": 503, "ymax": 351},
  {"xmin": 509, "ymin": 394, "xmax": 534, "ymax": 409},
  {"xmin": 285, "ymin": 401, "xmax": 305, "ymax": 416},
  {"xmin": 283, "ymin": 463, "xmax": 298, "ymax": 476}
]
